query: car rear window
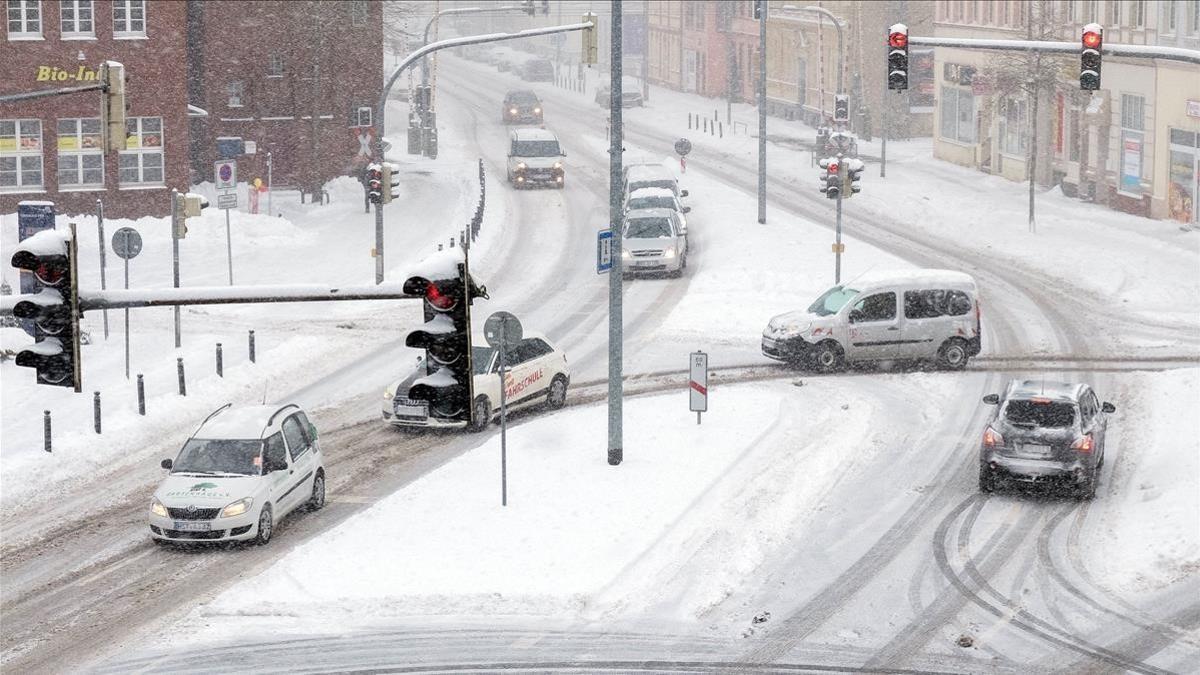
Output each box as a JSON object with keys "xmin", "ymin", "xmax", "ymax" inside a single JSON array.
[{"xmin": 1005, "ymin": 400, "xmax": 1075, "ymax": 428}]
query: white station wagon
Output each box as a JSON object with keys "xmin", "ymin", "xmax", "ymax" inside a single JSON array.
[
  {"xmin": 150, "ymin": 403, "xmax": 326, "ymax": 546},
  {"xmin": 383, "ymin": 334, "xmax": 571, "ymax": 431}
]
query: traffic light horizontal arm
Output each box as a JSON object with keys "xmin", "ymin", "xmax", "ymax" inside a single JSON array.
[
  {"xmin": 0, "ymin": 82, "xmax": 106, "ymax": 105},
  {"xmin": 908, "ymin": 36, "xmax": 1200, "ymax": 65}
]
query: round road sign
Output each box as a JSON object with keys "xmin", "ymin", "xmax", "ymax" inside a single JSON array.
[
  {"xmin": 674, "ymin": 138, "xmax": 692, "ymax": 157},
  {"xmin": 112, "ymin": 227, "xmax": 143, "ymax": 259},
  {"xmin": 218, "ymin": 164, "xmax": 233, "ymax": 182},
  {"xmin": 484, "ymin": 311, "xmax": 522, "ymax": 350}
]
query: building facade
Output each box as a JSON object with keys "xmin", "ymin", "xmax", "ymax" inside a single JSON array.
[
  {"xmin": 1, "ymin": 0, "xmax": 190, "ymax": 218},
  {"xmin": 187, "ymin": 0, "xmax": 383, "ymax": 200}
]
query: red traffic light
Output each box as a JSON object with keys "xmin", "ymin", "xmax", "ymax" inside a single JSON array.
[
  {"xmin": 1082, "ymin": 30, "xmax": 1102, "ymax": 49},
  {"xmin": 827, "ymin": 161, "xmax": 840, "ymax": 174},
  {"xmin": 425, "ymin": 282, "xmax": 457, "ymax": 311},
  {"xmin": 889, "ymin": 32, "xmax": 908, "ymax": 49}
]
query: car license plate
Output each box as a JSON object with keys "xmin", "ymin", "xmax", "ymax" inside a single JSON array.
[
  {"xmin": 394, "ymin": 398, "xmax": 428, "ymax": 420},
  {"xmin": 172, "ymin": 521, "xmax": 211, "ymax": 531},
  {"xmin": 1022, "ymin": 444, "xmax": 1053, "ymax": 457}
]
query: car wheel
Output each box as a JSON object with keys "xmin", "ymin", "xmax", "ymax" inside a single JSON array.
[
  {"xmin": 810, "ymin": 340, "xmax": 844, "ymax": 374},
  {"xmin": 978, "ymin": 464, "xmax": 997, "ymax": 493},
  {"xmin": 547, "ymin": 375, "xmax": 568, "ymax": 409},
  {"xmin": 254, "ymin": 504, "xmax": 274, "ymax": 546},
  {"xmin": 468, "ymin": 397, "xmax": 491, "ymax": 432},
  {"xmin": 1075, "ymin": 470, "xmax": 1098, "ymax": 500},
  {"xmin": 937, "ymin": 339, "xmax": 969, "ymax": 371},
  {"xmin": 307, "ymin": 471, "xmax": 326, "ymax": 512}
]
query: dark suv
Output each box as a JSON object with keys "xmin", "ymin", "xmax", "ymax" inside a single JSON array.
[
  {"xmin": 502, "ymin": 90, "xmax": 543, "ymax": 125},
  {"xmin": 978, "ymin": 380, "xmax": 1115, "ymax": 499}
]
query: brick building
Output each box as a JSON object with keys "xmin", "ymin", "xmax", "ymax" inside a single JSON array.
[
  {"xmin": 186, "ymin": 0, "xmax": 383, "ymax": 200},
  {"xmin": 1, "ymin": 0, "xmax": 190, "ymax": 218}
]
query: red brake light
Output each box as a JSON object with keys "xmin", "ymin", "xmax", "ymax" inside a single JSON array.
[
  {"xmin": 1082, "ymin": 31, "xmax": 1102, "ymax": 49},
  {"xmin": 983, "ymin": 427, "xmax": 1003, "ymax": 447},
  {"xmin": 1030, "ymin": 397, "xmax": 1052, "ymax": 404},
  {"xmin": 889, "ymin": 32, "xmax": 907, "ymax": 49},
  {"xmin": 1072, "ymin": 434, "xmax": 1094, "ymax": 452}
]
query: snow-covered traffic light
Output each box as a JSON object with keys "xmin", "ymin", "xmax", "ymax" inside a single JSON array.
[
  {"xmin": 887, "ymin": 24, "xmax": 909, "ymax": 91},
  {"xmin": 100, "ymin": 61, "xmax": 126, "ymax": 152},
  {"xmin": 381, "ymin": 163, "xmax": 400, "ymax": 204},
  {"xmin": 818, "ymin": 157, "xmax": 842, "ymax": 200},
  {"xmin": 522, "ymin": 0, "xmax": 535, "ymax": 16},
  {"xmin": 582, "ymin": 13, "xmax": 598, "ymax": 66},
  {"xmin": 844, "ymin": 157, "xmax": 864, "ymax": 198},
  {"xmin": 10, "ymin": 228, "xmax": 82, "ymax": 390},
  {"xmin": 366, "ymin": 164, "xmax": 383, "ymax": 205},
  {"xmin": 834, "ymin": 95, "xmax": 849, "ymax": 123},
  {"xmin": 541, "ymin": 0, "xmax": 550, "ymax": 16},
  {"xmin": 1080, "ymin": 24, "xmax": 1103, "ymax": 91},
  {"xmin": 402, "ymin": 263, "xmax": 488, "ymax": 428}
]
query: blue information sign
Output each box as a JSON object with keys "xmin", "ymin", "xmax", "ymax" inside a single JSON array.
[{"xmin": 597, "ymin": 228, "xmax": 613, "ymax": 274}]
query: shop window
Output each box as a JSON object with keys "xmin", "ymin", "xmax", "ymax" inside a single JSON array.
[
  {"xmin": 57, "ymin": 117, "xmax": 103, "ymax": 188},
  {"xmin": 0, "ymin": 119, "xmax": 43, "ymax": 191},
  {"xmin": 118, "ymin": 116, "xmax": 163, "ymax": 186}
]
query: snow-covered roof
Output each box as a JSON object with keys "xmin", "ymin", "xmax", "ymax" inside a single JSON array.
[
  {"xmin": 511, "ymin": 127, "xmax": 558, "ymax": 142},
  {"xmin": 844, "ymin": 268, "xmax": 977, "ymax": 292},
  {"xmin": 195, "ymin": 404, "xmax": 298, "ymax": 440}
]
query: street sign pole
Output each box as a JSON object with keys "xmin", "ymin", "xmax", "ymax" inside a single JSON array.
[
  {"xmin": 499, "ymin": 322, "xmax": 507, "ymax": 507},
  {"xmin": 608, "ymin": 0, "xmax": 624, "ymax": 466},
  {"xmin": 113, "ymin": 226, "xmax": 142, "ymax": 380},
  {"xmin": 95, "ymin": 200, "xmax": 108, "ymax": 339},
  {"xmin": 171, "ymin": 190, "xmax": 181, "ymax": 349},
  {"xmin": 689, "ymin": 351, "xmax": 708, "ymax": 424}
]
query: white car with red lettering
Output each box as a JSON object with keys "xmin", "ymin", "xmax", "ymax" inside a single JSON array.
[{"xmin": 382, "ymin": 334, "xmax": 571, "ymax": 431}]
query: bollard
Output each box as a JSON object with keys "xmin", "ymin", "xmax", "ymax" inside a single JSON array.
[
  {"xmin": 177, "ymin": 357, "xmax": 187, "ymax": 396},
  {"xmin": 248, "ymin": 329, "xmax": 256, "ymax": 363},
  {"xmin": 688, "ymin": 113, "xmax": 692, "ymax": 130},
  {"xmin": 43, "ymin": 410, "xmax": 51, "ymax": 453},
  {"xmin": 449, "ymin": 237, "xmax": 455, "ymax": 248},
  {"xmin": 714, "ymin": 109, "xmax": 718, "ymax": 122},
  {"xmin": 137, "ymin": 374, "xmax": 145, "ymax": 415},
  {"xmin": 216, "ymin": 343, "xmax": 223, "ymax": 377},
  {"xmin": 711, "ymin": 120, "xmax": 715, "ymax": 136},
  {"xmin": 438, "ymin": 243, "xmax": 443, "ymax": 251},
  {"xmin": 720, "ymin": 122, "xmax": 724, "ymax": 138},
  {"xmin": 93, "ymin": 391, "xmax": 101, "ymax": 434}
]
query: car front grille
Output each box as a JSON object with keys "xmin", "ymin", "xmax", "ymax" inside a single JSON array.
[
  {"xmin": 163, "ymin": 529, "xmax": 226, "ymax": 540},
  {"xmin": 167, "ymin": 507, "xmax": 221, "ymax": 520},
  {"xmin": 632, "ymin": 250, "xmax": 662, "ymax": 257}
]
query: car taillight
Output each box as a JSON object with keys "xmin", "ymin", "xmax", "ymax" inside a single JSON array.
[
  {"xmin": 983, "ymin": 427, "xmax": 1004, "ymax": 447},
  {"xmin": 1071, "ymin": 434, "xmax": 1094, "ymax": 452}
]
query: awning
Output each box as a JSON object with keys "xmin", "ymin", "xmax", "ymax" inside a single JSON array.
[{"xmin": 188, "ymin": 104, "xmax": 209, "ymax": 117}]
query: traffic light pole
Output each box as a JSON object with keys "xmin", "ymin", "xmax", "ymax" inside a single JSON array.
[
  {"xmin": 608, "ymin": 0, "xmax": 623, "ymax": 466},
  {"xmin": 171, "ymin": 190, "xmax": 181, "ymax": 348},
  {"xmin": 373, "ymin": 21, "xmax": 598, "ymax": 284},
  {"xmin": 834, "ymin": 188, "xmax": 843, "ymax": 284},
  {"xmin": 756, "ymin": 0, "xmax": 766, "ymax": 225}
]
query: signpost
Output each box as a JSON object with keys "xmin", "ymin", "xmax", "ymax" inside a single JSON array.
[
  {"xmin": 484, "ymin": 311, "xmax": 522, "ymax": 507},
  {"xmin": 689, "ymin": 350, "xmax": 708, "ymax": 424},
  {"xmin": 215, "ymin": 160, "xmax": 238, "ymax": 285},
  {"xmin": 112, "ymin": 227, "xmax": 142, "ymax": 380},
  {"xmin": 674, "ymin": 137, "xmax": 692, "ymax": 173},
  {"xmin": 596, "ymin": 228, "xmax": 613, "ymax": 274}
]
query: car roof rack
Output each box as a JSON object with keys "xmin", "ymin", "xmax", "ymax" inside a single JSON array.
[
  {"xmin": 191, "ymin": 403, "xmax": 232, "ymax": 438},
  {"xmin": 266, "ymin": 403, "xmax": 301, "ymax": 432}
]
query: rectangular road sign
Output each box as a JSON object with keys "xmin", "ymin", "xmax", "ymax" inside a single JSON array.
[
  {"xmin": 217, "ymin": 192, "xmax": 238, "ymax": 210},
  {"xmin": 689, "ymin": 351, "xmax": 708, "ymax": 413},
  {"xmin": 214, "ymin": 160, "xmax": 237, "ymax": 191},
  {"xmin": 597, "ymin": 228, "xmax": 613, "ymax": 274}
]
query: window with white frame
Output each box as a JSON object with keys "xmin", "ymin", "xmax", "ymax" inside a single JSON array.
[
  {"xmin": 267, "ymin": 53, "xmax": 284, "ymax": 77},
  {"xmin": 940, "ymin": 86, "xmax": 976, "ymax": 144},
  {"xmin": 118, "ymin": 116, "xmax": 163, "ymax": 186},
  {"xmin": 60, "ymin": 0, "xmax": 92, "ymax": 36},
  {"xmin": 57, "ymin": 117, "xmax": 103, "ymax": 188},
  {"xmin": 350, "ymin": 0, "xmax": 367, "ymax": 26},
  {"xmin": 352, "ymin": 106, "xmax": 372, "ymax": 127},
  {"xmin": 112, "ymin": 0, "xmax": 144, "ymax": 37},
  {"xmin": 7, "ymin": 0, "xmax": 41, "ymax": 37},
  {"xmin": 227, "ymin": 81, "xmax": 244, "ymax": 107},
  {"xmin": 998, "ymin": 97, "xmax": 1028, "ymax": 156},
  {"xmin": 0, "ymin": 119, "xmax": 44, "ymax": 191}
]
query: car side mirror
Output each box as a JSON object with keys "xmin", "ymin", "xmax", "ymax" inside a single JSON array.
[
  {"xmin": 682, "ymin": 206, "xmax": 691, "ymax": 213},
  {"xmin": 161, "ymin": 458, "xmax": 173, "ymax": 470},
  {"xmin": 560, "ymin": 151, "xmax": 567, "ymax": 157},
  {"xmin": 680, "ymin": 189, "xmax": 689, "ymax": 197},
  {"xmin": 1102, "ymin": 402, "xmax": 1116, "ymax": 413},
  {"xmin": 308, "ymin": 423, "xmax": 319, "ymax": 440},
  {"xmin": 982, "ymin": 394, "xmax": 1000, "ymax": 405},
  {"xmin": 848, "ymin": 309, "xmax": 864, "ymax": 324}
]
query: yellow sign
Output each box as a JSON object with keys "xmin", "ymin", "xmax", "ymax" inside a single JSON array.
[
  {"xmin": 831, "ymin": 243, "xmax": 846, "ymax": 253},
  {"xmin": 0, "ymin": 138, "xmax": 15, "ymax": 152},
  {"xmin": 253, "ymin": 177, "xmax": 263, "ymax": 189},
  {"xmin": 35, "ymin": 65, "xmax": 100, "ymax": 82}
]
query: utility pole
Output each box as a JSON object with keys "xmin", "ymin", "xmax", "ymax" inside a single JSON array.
[
  {"xmin": 757, "ymin": 0, "xmax": 767, "ymax": 224},
  {"xmin": 171, "ymin": 190, "xmax": 181, "ymax": 348},
  {"xmin": 608, "ymin": 0, "xmax": 624, "ymax": 466}
]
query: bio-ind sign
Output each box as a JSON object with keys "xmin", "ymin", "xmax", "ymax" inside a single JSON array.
[{"xmin": 35, "ymin": 65, "xmax": 100, "ymax": 82}]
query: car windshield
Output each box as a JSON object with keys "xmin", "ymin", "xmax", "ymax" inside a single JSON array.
[
  {"xmin": 625, "ymin": 218, "xmax": 673, "ymax": 238},
  {"xmin": 506, "ymin": 92, "xmax": 538, "ymax": 105},
  {"xmin": 1005, "ymin": 400, "xmax": 1076, "ymax": 428},
  {"xmin": 172, "ymin": 438, "xmax": 262, "ymax": 475},
  {"xmin": 807, "ymin": 286, "xmax": 859, "ymax": 316},
  {"xmin": 472, "ymin": 346, "xmax": 496, "ymax": 375},
  {"xmin": 629, "ymin": 179, "xmax": 677, "ymax": 193},
  {"xmin": 513, "ymin": 140, "xmax": 560, "ymax": 157},
  {"xmin": 628, "ymin": 196, "xmax": 675, "ymax": 211}
]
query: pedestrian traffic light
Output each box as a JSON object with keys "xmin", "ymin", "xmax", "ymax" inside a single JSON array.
[
  {"xmin": 1080, "ymin": 23, "xmax": 1103, "ymax": 91},
  {"xmin": 845, "ymin": 157, "xmax": 864, "ymax": 197},
  {"xmin": 834, "ymin": 95, "xmax": 849, "ymax": 123},
  {"xmin": 10, "ymin": 228, "xmax": 82, "ymax": 390},
  {"xmin": 381, "ymin": 162, "xmax": 400, "ymax": 204},
  {"xmin": 402, "ymin": 261, "xmax": 488, "ymax": 428},
  {"xmin": 582, "ymin": 13, "xmax": 598, "ymax": 66},
  {"xmin": 100, "ymin": 60, "xmax": 126, "ymax": 153},
  {"xmin": 366, "ymin": 164, "xmax": 383, "ymax": 204},
  {"xmin": 818, "ymin": 157, "xmax": 842, "ymax": 199},
  {"xmin": 888, "ymin": 24, "xmax": 909, "ymax": 91}
]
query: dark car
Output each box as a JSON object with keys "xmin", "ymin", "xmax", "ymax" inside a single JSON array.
[
  {"xmin": 502, "ymin": 90, "xmax": 543, "ymax": 125},
  {"xmin": 521, "ymin": 59, "xmax": 555, "ymax": 82},
  {"xmin": 978, "ymin": 380, "xmax": 1116, "ymax": 499}
]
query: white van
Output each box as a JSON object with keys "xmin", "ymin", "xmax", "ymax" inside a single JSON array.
[
  {"xmin": 507, "ymin": 128, "xmax": 566, "ymax": 188},
  {"xmin": 761, "ymin": 269, "xmax": 982, "ymax": 371}
]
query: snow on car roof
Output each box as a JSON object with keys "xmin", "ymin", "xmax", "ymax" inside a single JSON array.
[
  {"xmin": 845, "ymin": 268, "xmax": 977, "ymax": 292},
  {"xmin": 627, "ymin": 187, "xmax": 675, "ymax": 199},
  {"xmin": 511, "ymin": 127, "xmax": 558, "ymax": 141},
  {"xmin": 195, "ymin": 404, "xmax": 297, "ymax": 439},
  {"xmin": 625, "ymin": 164, "xmax": 676, "ymax": 181},
  {"xmin": 1008, "ymin": 380, "xmax": 1083, "ymax": 401}
]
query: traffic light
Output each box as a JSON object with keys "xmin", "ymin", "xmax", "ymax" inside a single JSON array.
[
  {"xmin": 542, "ymin": 0, "xmax": 550, "ymax": 15},
  {"xmin": 582, "ymin": 13, "xmax": 598, "ymax": 66},
  {"xmin": 100, "ymin": 60, "xmax": 126, "ymax": 153},
  {"xmin": 402, "ymin": 262, "xmax": 488, "ymax": 428},
  {"xmin": 172, "ymin": 192, "xmax": 208, "ymax": 238},
  {"xmin": 834, "ymin": 95, "xmax": 849, "ymax": 123},
  {"xmin": 888, "ymin": 24, "xmax": 909, "ymax": 91},
  {"xmin": 818, "ymin": 157, "xmax": 842, "ymax": 199},
  {"xmin": 366, "ymin": 164, "xmax": 383, "ymax": 204},
  {"xmin": 10, "ymin": 228, "xmax": 82, "ymax": 390},
  {"xmin": 845, "ymin": 157, "xmax": 864, "ymax": 197},
  {"xmin": 1080, "ymin": 23, "xmax": 1103, "ymax": 91},
  {"xmin": 381, "ymin": 162, "xmax": 400, "ymax": 204},
  {"xmin": 522, "ymin": 0, "xmax": 535, "ymax": 16},
  {"xmin": 753, "ymin": 0, "xmax": 764, "ymax": 20}
]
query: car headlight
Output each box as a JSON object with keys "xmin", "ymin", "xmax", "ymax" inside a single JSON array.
[
  {"xmin": 533, "ymin": 107, "xmax": 541, "ymax": 114},
  {"xmin": 509, "ymin": 107, "xmax": 517, "ymax": 114},
  {"xmin": 553, "ymin": 161, "xmax": 563, "ymax": 170},
  {"xmin": 151, "ymin": 497, "xmax": 168, "ymax": 518},
  {"xmin": 516, "ymin": 162, "xmax": 526, "ymax": 170},
  {"xmin": 221, "ymin": 497, "xmax": 253, "ymax": 519},
  {"xmin": 663, "ymin": 247, "xmax": 676, "ymax": 259},
  {"xmin": 384, "ymin": 387, "xmax": 395, "ymax": 400},
  {"xmin": 621, "ymin": 249, "xmax": 631, "ymax": 259}
]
